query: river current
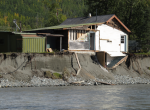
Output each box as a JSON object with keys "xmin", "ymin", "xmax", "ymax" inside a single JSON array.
[{"xmin": 0, "ymin": 85, "xmax": 150, "ymax": 110}]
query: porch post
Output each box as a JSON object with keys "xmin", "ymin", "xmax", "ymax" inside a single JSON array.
[{"xmin": 60, "ymin": 37, "xmax": 62, "ymax": 51}]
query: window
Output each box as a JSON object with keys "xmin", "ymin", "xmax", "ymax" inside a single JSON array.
[
  {"xmin": 121, "ymin": 35, "xmax": 125, "ymax": 43},
  {"xmin": 69, "ymin": 30, "xmax": 77, "ymax": 40}
]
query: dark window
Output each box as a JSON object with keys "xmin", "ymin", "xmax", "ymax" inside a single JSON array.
[
  {"xmin": 121, "ymin": 36, "xmax": 125, "ymax": 43},
  {"xmin": 0, "ymin": 39, "xmax": 4, "ymax": 44}
]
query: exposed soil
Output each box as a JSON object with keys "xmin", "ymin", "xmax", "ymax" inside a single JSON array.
[{"xmin": 0, "ymin": 53, "xmax": 150, "ymax": 87}]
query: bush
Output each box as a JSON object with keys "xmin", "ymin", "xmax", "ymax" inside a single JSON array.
[
  {"xmin": 44, "ymin": 71, "xmax": 53, "ymax": 78},
  {"xmin": 53, "ymin": 73, "xmax": 62, "ymax": 79},
  {"xmin": 44, "ymin": 71, "xmax": 62, "ymax": 79}
]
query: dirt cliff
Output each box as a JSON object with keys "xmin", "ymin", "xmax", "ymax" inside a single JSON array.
[{"xmin": 0, "ymin": 53, "xmax": 150, "ymax": 86}]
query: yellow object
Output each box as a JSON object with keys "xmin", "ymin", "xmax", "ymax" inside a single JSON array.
[{"xmin": 46, "ymin": 48, "xmax": 53, "ymax": 52}]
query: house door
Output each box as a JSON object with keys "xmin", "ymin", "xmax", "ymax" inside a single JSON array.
[
  {"xmin": 90, "ymin": 33, "xmax": 95, "ymax": 50},
  {"xmin": 120, "ymin": 35, "xmax": 126, "ymax": 52}
]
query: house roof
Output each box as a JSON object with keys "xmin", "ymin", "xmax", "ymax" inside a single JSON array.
[
  {"xmin": 61, "ymin": 14, "xmax": 131, "ymax": 33},
  {"xmin": 60, "ymin": 14, "xmax": 114, "ymax": 25},
  {"xmin": 24, "ymin": 22, "xmax": 105, "ymax": 32},
  {"xmin": 24, "ymin": 14, "xmax": 131, "ymax": 33}
]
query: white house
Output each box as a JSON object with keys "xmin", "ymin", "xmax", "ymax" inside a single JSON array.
[
  {"xmin": 60, "ymin": 14, "xmax": 131, "ymax": 67},
  {"xmin": 24, "ymin": 14, "xmax": 131, "ymax": 67}
]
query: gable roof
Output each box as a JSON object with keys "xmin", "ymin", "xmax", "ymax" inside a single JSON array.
[
  {"xmin": 61, "ymin": 14, "xmax": 131, "ymax": 33},
  {"xmin": 24, "ymin": 14, "xmax": 131, "ymax": 33},
  {"xmin": 24, "ymin": 22, "xmax": 104, "ymax": 32},
  {"xmin": 60, "ymin": 14, "xmax": 114, "ymax": 25}
]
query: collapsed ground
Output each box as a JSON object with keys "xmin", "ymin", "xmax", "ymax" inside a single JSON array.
[{"xmin": 0, "ymin": 53, "xmax": 150, "ymax": 87}]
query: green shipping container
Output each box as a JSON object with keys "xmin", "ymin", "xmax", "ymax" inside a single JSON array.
[{"xmin": 23, "ymin": 37, "xmax": 45, "ymax": 53}]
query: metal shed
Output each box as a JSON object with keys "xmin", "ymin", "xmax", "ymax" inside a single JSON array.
[{"xmin": 0, "ymin": 32, "xmax": 46, "ymax": 53}]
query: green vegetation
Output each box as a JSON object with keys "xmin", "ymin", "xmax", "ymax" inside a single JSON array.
[
  {"xmin": 0, "ymin": 0, "xmax": 87, "ymax": 31},
  {"xmin": 85, "ymin": 0, "xmax": 150, "ymax": 53},
  {"xmin": 0, "ymin": 0, "xmax": 150, "ymax": 53},
  {"xmin": 44, "ymin": 71, "xmax": 53, "ymax": 78},
  {"xmin": 53, "ymin": 73, "xmax": 62, "ymax": 79},
  {"xmin": 44, "ymin": 71, "xmax": 62, "ymax": 79}
]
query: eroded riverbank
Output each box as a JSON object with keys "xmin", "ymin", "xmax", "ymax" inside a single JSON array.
[{"xmin": 0, "ymin": 53, "xmax": 150, "ymax": 87}]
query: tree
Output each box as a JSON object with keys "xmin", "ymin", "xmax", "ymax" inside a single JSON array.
[
  {"xmin": 85, "ymin": 0, "xmax": 150, "ymax": 52},
  {"xmin": 43, "ymin": 1, "xmax": 67, "ymax": 27}
]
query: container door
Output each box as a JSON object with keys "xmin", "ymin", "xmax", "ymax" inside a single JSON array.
[
  {"xmin": 23, "ymin": 37, "xmax": 45, "ymax": 53},
  {"xmin": 120, "ymin": 35, "xmax": 126, "ymax": 52}
]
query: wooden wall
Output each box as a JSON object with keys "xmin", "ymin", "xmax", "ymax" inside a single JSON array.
[
  {"xmin": 107, "ymin": 18, "xmax": 129, "ymax": 35},
  {"xmin": 96, "ymin": 51, "xmax": 106, "ymax": 67}
]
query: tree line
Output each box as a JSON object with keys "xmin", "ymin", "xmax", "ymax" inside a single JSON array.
[
  {"xmin": 86, "ymin": 0, "xmax": 150, "ymax": 52},
  {"xmin": 0, "ymin": 0, "xmax": 149, "ymax": 52},
  {"xmin": 0, "ymin": 0, "xmax": 87, "ymax": 31}
]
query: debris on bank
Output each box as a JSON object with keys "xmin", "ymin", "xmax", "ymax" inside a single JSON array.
[{"xmin": 0, "ymin": 53, "xmax": 150, "ymax": 88}]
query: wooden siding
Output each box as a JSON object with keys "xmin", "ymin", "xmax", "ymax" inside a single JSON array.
[
  {"xmin": 106, "ymin": 18, "xmax": 129, "ymax": 34},
  {"xmin": 96, "ymin": 51, "xmax": 106, "ymax": 67}
]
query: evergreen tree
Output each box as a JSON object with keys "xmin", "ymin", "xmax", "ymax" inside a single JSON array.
[{"xmin": 85, "ymin": 0, "xmax": 150, "ymax": 52}]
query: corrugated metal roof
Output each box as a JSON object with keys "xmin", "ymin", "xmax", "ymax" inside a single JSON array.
[
  {"xmin": 60, "ymin": 14, "xmax": 114, "ymax": 25},
  {"xmin": 22, "ymin": 34, "xmax": 41, "ymax": 38},
  {"xmin": 24, "ymin": 22, "xmax": 105, "ymax": 32},
  {"xmin": 13, "ymin": 32, "xmax": 37, "ymax": 35}
]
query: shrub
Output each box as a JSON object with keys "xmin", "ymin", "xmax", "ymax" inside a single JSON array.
[
  {"xmin": 53, "ymin": 73, "xmax": 62, "ymax": 79},
  {"xmin": 44, "ymin": 71, "xmax": 53, "ymax": 78}
]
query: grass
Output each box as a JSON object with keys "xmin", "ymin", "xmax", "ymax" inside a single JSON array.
[
  {"xmin": 44, "ymin": 71, "xmax": 62, "ymax": 79},
  {"xmin": 53, "ymin": 73, "xmax": 62, "ymax": 79},
  {"xmin": 135, "ymin": 53, "xmax": 150, "ymax": 55}
]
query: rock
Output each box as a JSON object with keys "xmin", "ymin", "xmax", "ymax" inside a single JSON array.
[{"xmin": 44, "ymin": 71, "xmax": 53, "ymax": 78}]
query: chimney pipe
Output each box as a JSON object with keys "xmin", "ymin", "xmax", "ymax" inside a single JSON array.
[{"xmin": 88, "ymin": 13, "xmax": 91, "ymax": 17}]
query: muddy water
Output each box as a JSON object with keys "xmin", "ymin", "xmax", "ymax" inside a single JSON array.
[{"xmin": 0, "ymin": 85, "xmax": 150, "ymax": 110}]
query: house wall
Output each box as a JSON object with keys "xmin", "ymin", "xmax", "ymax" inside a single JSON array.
[
  {"xmin": 97, "ymin": 24, "xmax": 128, "ymax": 52},
  {"xmin": 95, "ymin": 30, "xmax": 100, "ymax": 50},
  {"xmin": 0, "ymin": 32, "xmax": 9, "ymax": 52},
  {"xmin": 0, "ymin": 32, "xmax": 22, "ymax": 52},
  {"xmin": 69, "ymin": 30, "xmax": 91, "ymax": 50},
  {"xmin": 96, "ymin": 51, "xmax": 106, "ymax": 67}
]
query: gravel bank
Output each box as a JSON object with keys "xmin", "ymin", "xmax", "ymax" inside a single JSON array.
[
  {"xmin": 0, "ymin": 53, "xmax": 150, "ymax": 88},
  {"xmin": 0, "ymin": 75, "xmax": 150, "ymax": 88}
]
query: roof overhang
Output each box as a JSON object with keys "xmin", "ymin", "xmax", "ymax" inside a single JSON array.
[
  {"xmin": 21, "ymin": 34, "xmax": 42, "ymax": 38},
  {"xmin": 24, "ymin": 22, "xmax": 105, "ymax": 32},
  {"xmin": 106, "ymin": 15, "xmax": 131, "ymax": 33},
  {"xmin": 37, "ymin": 33, "xmax": 64, "ymax": 37}
]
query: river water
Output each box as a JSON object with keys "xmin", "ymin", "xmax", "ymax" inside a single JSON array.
[{"xmin": 0, "ymin": 85, "xmax": 150, "ymax": 110}]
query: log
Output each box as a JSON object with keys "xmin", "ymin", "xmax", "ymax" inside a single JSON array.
[{"xmin": 95, "ymin": 81, "xmax": 114, "ymax": 85}]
